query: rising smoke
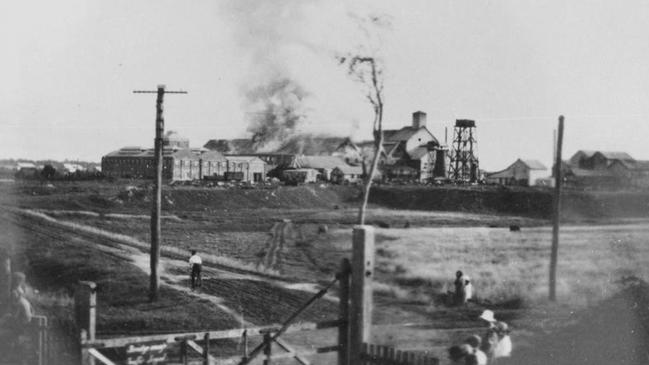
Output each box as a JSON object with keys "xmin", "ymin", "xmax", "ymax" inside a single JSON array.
[
  {"xmin": 222, "ymin": 0, "xmax": 386, "ymax": 151},
  {"xmin": 246, "ymin": 79, "xmax": 309, "ymax": 152}
]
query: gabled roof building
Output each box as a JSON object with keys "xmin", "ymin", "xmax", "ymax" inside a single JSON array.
[{"xmin": 485, "ymin": 159, "xmax": 548, "ymax": 186}]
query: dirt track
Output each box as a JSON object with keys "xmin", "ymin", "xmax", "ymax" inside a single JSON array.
[{"xmin": 4, "ymin": 181, "xmax": 649, "ymax": 364}]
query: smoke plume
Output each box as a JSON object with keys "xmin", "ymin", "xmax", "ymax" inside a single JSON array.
[{"xmin": 222, "ymin": 0, "xmax": 387, "ymax": 151}]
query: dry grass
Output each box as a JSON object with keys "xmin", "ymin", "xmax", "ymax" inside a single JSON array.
[{"xmin": 373, "ymin": 224, "xmax": 649, "ymax": 308}]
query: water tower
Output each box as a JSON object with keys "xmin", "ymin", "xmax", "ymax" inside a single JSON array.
[{"xmin": 448, "ymin": 119, "xmax": 479, "ymax": 182}]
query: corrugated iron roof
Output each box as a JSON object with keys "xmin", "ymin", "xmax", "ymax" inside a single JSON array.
[
  {"xmin": 225, "ymin": 155, "xmax": 265, "ymax": 164},
  {"xmin": 520, "ymin": 159, "xmax": 547, "ymax": 170},
  {"xmin": 595, "ymin": 151, "xmax": 635, "ymax": 161},
  {"xmin": 289, "ymin": 155, "xmax": 346, "ymax": 169},
  {"xmin": 333, "ymin": 164, "xmax": 363, "ymax": 175},
  {"xmin": 383, "ymin": 127, "xmax": 419, "ymax": 142},
  {"xmin": 569, "ymin": 168, "xmax": 615, "ymax": 177},
  {"xmin": 274, "ymin": 136, "xmax": 357, "ymax": 155}
]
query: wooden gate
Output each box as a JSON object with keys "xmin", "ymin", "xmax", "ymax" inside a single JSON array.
[
  {"xmin": 76, "ymin": 226, "xmax": 438, "ymax": 365},
  {"xmin": 78, "ymin": 257, "xmax": 352, "ymax": 365}
]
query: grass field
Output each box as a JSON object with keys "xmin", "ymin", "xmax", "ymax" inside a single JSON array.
[
  {"xmin": 372, "ymin": 224, "xmax": 649, "ymax": 307},
  {"xmin": 3, "ymin": 180, "xmax": 649, "ymax": 364}
]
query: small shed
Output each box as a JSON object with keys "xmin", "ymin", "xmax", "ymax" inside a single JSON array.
[
  {"xmin": 288, "ymin": 155, "xmax": 347, "ymax": 181},
  {"xmin": 331, "ymin": 165, "xmax": 363, "ymax": 184},
  {"xmin": 282, "ymin": 168, "xmax": 319, "ymax": 184}
]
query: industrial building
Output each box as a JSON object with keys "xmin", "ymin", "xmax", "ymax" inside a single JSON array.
[
  {"xmin": 202, "ymin": 110, "xmax": 448, "ymax": 183},
  {"xmin": 563, "ymin": 150, "xmax": 649, "ymax": 189},
  {"xmin": 376, "ymin": 111, "xmax": 447, "ymax": 182},
  {"xmin": 101, "ymin": 132, "xmax": 265, "ymax": 182},
  {"xmin": 485, "ymin": 159, "xmax": 548, "ymax": 186}
]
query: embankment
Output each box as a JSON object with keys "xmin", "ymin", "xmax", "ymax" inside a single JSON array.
[{"xmin": 368, "ymin": 186, "xmax": 649, "ymax": 220}]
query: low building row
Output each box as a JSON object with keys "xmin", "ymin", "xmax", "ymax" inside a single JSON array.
[{"xmin": 101, "ymin": 131, "xmax": 362, "ymax": 183}]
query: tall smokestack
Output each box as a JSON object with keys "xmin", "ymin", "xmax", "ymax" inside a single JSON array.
[{"xmin": 412, "ymin": 111, "xmax": 427, "ymax": 129}]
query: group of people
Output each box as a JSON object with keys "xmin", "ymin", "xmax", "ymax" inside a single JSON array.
[
  {"xmin": 448, "ymin": 310, "xmax": 512, "ymax": 365},
  {"xmin": 448, "ymin": 269, "xmax": 513, "ymax": 364}
]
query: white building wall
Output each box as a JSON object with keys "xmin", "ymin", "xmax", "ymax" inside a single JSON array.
[{"xmin": 405, "ymin": 129, "xmax": 435, "ymax": 154}]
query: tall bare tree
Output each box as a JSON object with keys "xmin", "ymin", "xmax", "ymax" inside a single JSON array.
[{"xmin": 339, "ymin": 55, "xmax": 385, "ymax": 225}]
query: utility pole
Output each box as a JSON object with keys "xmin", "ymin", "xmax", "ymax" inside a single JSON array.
[
  {"xmin": 133, "ymin": 85, "xmax": 187, "ymax": 302},
  {"xmin": 549, "ymin": 115, "xmax": 564, "ymax": 301}
]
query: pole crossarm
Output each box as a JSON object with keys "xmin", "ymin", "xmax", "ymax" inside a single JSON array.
[
  {"xmin": 132, "ymin": 84, "xmax": 187, "ymax": 302},
  {"xmin": 133, "ymin": 90, "xmax": 188, "ymax": 94}
]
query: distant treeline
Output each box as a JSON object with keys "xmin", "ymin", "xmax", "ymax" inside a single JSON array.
[{"xmin": 10, "ymin": 165, "xmax": 104, "ymax": 181}]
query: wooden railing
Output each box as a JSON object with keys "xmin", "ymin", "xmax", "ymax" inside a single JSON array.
[
  {"xmin": 360, "ymin": 343, "xmax": 439, "ymax": 365},
  {"xmin": 75, "ymin": 226, "xmax": 411, "ymax": 365},
  {"xmin": 81, "ymin": 319, "xmax": 343, "ymax": 365}
]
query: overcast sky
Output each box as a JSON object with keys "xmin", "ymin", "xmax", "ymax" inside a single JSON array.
[{"xmin": 2, "ymin": 0, "xmax": 649, "ymax": 170}]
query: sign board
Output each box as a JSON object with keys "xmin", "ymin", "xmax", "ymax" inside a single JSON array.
[{"xmin": 125, "ymin": 341, "xmax": 168, "ymax": 365}]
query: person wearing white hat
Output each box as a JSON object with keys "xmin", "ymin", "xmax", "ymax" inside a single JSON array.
[{"xmin": 479, "ymin": 310, "xmax": 512, "ymax": 362}]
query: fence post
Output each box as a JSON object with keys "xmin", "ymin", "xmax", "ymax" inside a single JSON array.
[
  {"xmin": 2, "ymin": 257, "xmax": 10, "ymax": 311},
  {"xmin": 338, "ymin": 258, "xmax": 351, "ymax": 365},
  {"xmin": 241, "ymin": 329, "xmax": 248, "ymax": 363},
  {"xmin": 263, "ymin": 333, "xmax": 272, "ymax": 365},
  {"xmin": 75, "ymin": 281, "xmax": 97, "ymax": 339},
  {"xmin": 203, "ymin": 332, "xmax": 210, "ymax": 365},
  {"xmin": 80, "ymin": 329, "xmax": 91, "ymax": 365},
  {"xmin": 181, "ymin": 339, "xmax": 188, "ymax": 365},
  {"xmin": 242, "ymin": 329, "xmax": 249, "ymax": 362},
  {"xmin": 35, "ymin": 316, "xmax": 48, "ymax": 365},
  {"xmin": 349, "ymin": 226, "xmax": 374, "ymax": 365},
  {"xmin": 75, "ymin": 281, "xmax": 96, "ymax": 365}
]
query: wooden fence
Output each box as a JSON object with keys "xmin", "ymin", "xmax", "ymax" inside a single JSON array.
[
  {"xmin": 360, "ymin": 343, "xmax": 439, "ymax": 365},
  {"xmin": 75, "ymin": 226, "xmax": 439, "ymax": 365}
]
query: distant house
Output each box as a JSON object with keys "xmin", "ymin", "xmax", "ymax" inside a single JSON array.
[
  {"xmin": 16, "ymin": 162, "xmax": 37, "ymax": 171},
  {"xmin": 568, "ymin": 150, "xmax": 634, "ymax": 170},
  {"xmin": 63, "ymin": 163, "xmax": 86, "ymax": 174},
  {"xmin": 564, "ymin": 150, "xmax": 649, "ymax": 189},
  {"xmin": 568, "ymin": 150, "xmax": 596, "ymax": 168},
  {"xmin": 331, "ymin": 165, "xmax": 363, "ymax": 184},
  {"xmin": 287, "ymin": 155, "xmax": 349, "ymax": 181},
  {"xmin": 485, "ymin": 159, "xmax": 548, "ymax": 186}
]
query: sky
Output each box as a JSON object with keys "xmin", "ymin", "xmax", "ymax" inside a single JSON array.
[{"xmin": 2, "ymin": 0, "xmax": 649, "ymax": 171}]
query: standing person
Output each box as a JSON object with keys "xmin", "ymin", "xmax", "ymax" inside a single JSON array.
[
  {"xmin": 189, "ymin": 250, "xmax": 202, "ymax": 290},
  {"xmin": 454, "ymin": 270, "xmax": 467, "ymax": 306},
  {"xmin": 479, "ymin": 310, "xmax": 512, "ymax": 362},
  {"xmin": 464, "ymin": 275, "xmax": 474, "ymax": 302}
]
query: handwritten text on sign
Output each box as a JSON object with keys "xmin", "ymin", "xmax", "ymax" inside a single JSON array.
[{"xmin": 126, "ymin": 342, "xmax": 167, "ymax": 365}]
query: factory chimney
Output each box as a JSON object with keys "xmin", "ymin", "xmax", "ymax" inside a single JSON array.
[{"xmin": 412, "ymin": 111, "xmax": 427, "ymax": 129}]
